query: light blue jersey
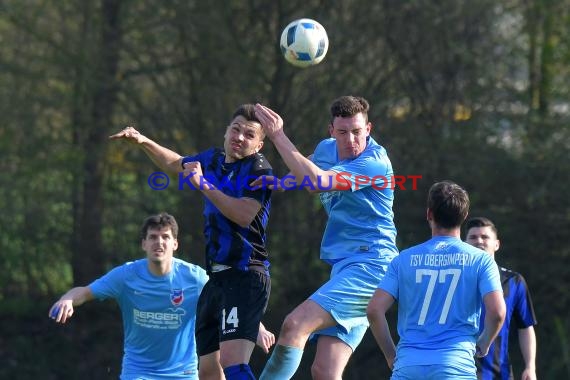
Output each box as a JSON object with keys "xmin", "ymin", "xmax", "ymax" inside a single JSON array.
[
  {"xmin": 378, "ymin": 236, "xmax": 502, "ymax": 373},
  {"xmin": 89, "ymin": 258, "xmax": 208, "ymax": 379},
  {"xmin": 312, "ymin": 137, "xmax": 398, "ymax": 262},
  {"xmin": 309, "ymin": 137, "xmax": 398, "ymax": 349}
]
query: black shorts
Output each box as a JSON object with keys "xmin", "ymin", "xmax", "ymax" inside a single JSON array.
[{"xmin": 196, "ymin": 268, "xmax": 271, "ymax": 356}]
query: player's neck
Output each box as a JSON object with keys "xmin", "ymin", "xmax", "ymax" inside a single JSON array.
[
  {"xmin": 147, "ymin": 260, "xmax": 173, "ymax": 276},
  {"xmin": 431, "ymin": 226, "xmax": 461, "ymax": 238}
]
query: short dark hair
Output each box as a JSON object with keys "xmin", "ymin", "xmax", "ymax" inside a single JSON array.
[
  {"xmin": 233, "ymin": 104, "xmax": 260, "ymax": 124},
  {"xmin": 330, "ymin": 96, "xmax": 370, "ymax": 123},
  {"xmin": 465, "ymin": 216, "xmax": 498, "ymax": 238},
  {"xmin": 140, "ymin": 212, "xmax": 179, "ymax": 240},
  {"xmin": 427, "ymin": 181, "xmax": 470, "ymax": 229},
  {"xmin": 232, "ymin": 104, "xmax": 264, "ymax": 138}
]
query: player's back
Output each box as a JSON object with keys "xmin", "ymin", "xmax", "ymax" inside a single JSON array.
[{"xmin": 392, "ymin": 236, "xmax": 499, "ymax": 369}]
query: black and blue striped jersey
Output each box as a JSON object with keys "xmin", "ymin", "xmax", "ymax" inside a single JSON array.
[
  {"xmin": 181, "ymin": 148, "xmax": 272, "ymax": 273},
  {"xmin": 477, "ymin": 266, "xmax": 537, "ymax": 380}
]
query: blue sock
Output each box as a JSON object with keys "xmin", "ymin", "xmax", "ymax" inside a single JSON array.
[
  {"xmin": 224, "ymin": 363, "xmax": 255, "ymax": 380},
  {"xmin": 259, "ymin": 344, "xmax": 304, "ymax": 380}
]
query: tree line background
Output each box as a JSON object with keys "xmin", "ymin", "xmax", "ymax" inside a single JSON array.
[{"xmin": 0, "ymin": 0, "xmax": 568, "ymax": 379}]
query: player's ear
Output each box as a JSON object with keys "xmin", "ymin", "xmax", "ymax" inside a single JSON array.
[
  {"xmin": 255, "ymin": 140, "xmax": 264, "ymax": 153},
  {"xmin": 366, "ymin": 122, "xmax": 372, "ymax": 136},
  {"xmin": 328, "ymin": 124, "xmax": 334, "ymax": 136},
  {"xmin": 173, "ymin": 239, "xmax": 179, "ymax": 251},
  {"xmin": 494, "ymin": 239, "xmax": 500, "ymax": 252}
]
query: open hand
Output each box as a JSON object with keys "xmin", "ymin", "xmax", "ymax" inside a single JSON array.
[
  {"xmin": 256, "ymin": 325, "xmax": 276, "ymax": 354},
  {"xmin": 254, "ymin": 104, "xmax": 284, "ymax": 140},
  {"xmin": 109, "ymin": 126, "xmax": 146, "ymax": 144}
]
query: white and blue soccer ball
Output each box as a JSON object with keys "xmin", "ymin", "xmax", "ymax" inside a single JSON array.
[{"xmin": 280, "ymin": 18, "xmax": 329, "ymax": 68}]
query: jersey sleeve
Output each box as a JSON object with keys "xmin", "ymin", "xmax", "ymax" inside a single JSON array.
[
  {"xmin": 88, "ymin": 264, "xmax": 127, "ymax": 300},
  {"xmin": 512, "ymin": 274, "xmax": 538, "ymax": 328},
  {"xmin": 242, "ymin": 153, "xmax": 273, "ymax": 201},
  {"xmin": 377, "ymin": 255, "xmax": 400, "ymax": 300},
  {"xmin": 478, "ymin": 255, "xmax": 502, "ymax": 297},
  {"xmin": 181, "ymin": 148, "xmax": 216, "ymax": 169},
  {"xmin": 195, "ymin": 265, "xmax": 209, "ymax": 292}
]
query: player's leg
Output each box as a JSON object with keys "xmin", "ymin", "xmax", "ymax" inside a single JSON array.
[
  {"xmin": 260, "ymin": 297, "xmax": 338, "ymax": 379},
  {"xmin": 220, "ymin": 339, "xmax": 256, "ymax": 380},
  {"xmin": 196, "ymin": 280, "xmax": 224, "ymax": 380},
  {"xmin": 218, "ymin": 269, "xmax": 270, "ymax": 380},
  {"xmin": 199, "ymin": 351, "xmax": 224, "ymax": 380},
  {"xmin": 278, "ymin": 299, "xmax": 338, "ymax": 347},
  {"xmin": 310, "ymin": 323, "xmax": 367, "ymax": 380},
  {"xmin": 311, "ymin": 335, "xmax": 353, "ymax": 380}
]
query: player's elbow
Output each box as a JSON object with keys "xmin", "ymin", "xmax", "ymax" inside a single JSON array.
[
  {"xmin": 366, "ymin": 304, "xmax": 379, "ymax": 325},
  {"xmin": 235, "ymin": 217, "xmax": 253, "ymax": 228},
  {"xmin": 366, "ymin": 296, "xmax": 384, "ymax": 324},
  {"xmin": 234, "ymin": 211, "xmax": 257, "ymax": 228}
]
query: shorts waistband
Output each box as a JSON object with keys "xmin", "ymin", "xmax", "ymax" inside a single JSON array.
[{"xmin": 209, "ymin": 263, "xmax": 269, "ymax": 276}]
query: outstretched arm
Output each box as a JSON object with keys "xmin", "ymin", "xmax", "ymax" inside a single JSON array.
[
  {"xmin": 109, "ymin": 126, "xmax": 187, "ymax": 175},
  {"xmin": 518, "ymin": 326, "xmax": 537, "ymax": 380},
  {"xmin": 48, "ymin": 286, "xmax": 95, "ymax": 324},
  {"xmin": 367, "ymin": 289, "xmax": 397, "ymax": 370}
]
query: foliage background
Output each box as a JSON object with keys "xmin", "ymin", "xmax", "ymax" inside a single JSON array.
[{"xmin": 0, "ymin": 0, "xmax": 568, "ymax": 379}]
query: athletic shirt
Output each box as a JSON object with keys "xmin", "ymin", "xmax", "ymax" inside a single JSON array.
[
  {"xmin": 311, "ymin": 137, "xmax": 398, "ymax": 262},
  {"xmin": 476, "ymin": 267, "xmax": 537, "ymax": 380},
  {"xmin": 379, "ymin": 236, "xmax": 502, "ymax": 372},
  {"xmin": 181, "ymin": 148, "xmax": 272, "ymax": 272},
  {"xmin": 89, "ymin": 258, "xmax": 208, "ymax": 379}
]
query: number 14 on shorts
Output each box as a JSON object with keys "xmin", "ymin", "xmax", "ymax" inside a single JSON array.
[{"xmin": 222, "ymin": 307, "xmax": 239, "ymax": 333}]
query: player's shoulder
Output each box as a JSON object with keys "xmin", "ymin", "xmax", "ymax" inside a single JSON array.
[
  {"xmin": 312, "ymin": 138, "xmax": 338, "ymax": 168},
  {"xmin": 250, "ymin": 152, "xmax": 272, "ymax": 170},
  {"xmin": 182, "ymin": 147, "xmax": 222, "ymax": 165},
  {"xmin": 313, "ymin": 138, "xmax": 335, "ymax": 156},
  {"xmin": 173, "ymin": 258, "xmax": 208, "ymax": 279},
  {"xmin": 363, "ymin": 137, "xmax": 388, "ymax": 156},
  {"xmin": 103, "ymin": 259, "xmax": 142, "ymax": 282},
  {"xmin": 499, "ymin": 266, "xmax": 527, "ymax": 283},
  {"xmin": 356, "ymin": 138, "xmax": 391, "ymax": 169},
  {"xmin": 202, "ymin": 147, "xmax": 224, "ymax": 161},
  {"xmin": 122, "ymin": 259, "xmax": 144, "ymax": 272}
]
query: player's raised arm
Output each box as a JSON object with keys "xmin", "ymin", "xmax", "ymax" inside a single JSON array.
[
  {"xmin": 254, "ymin": 104, "xmax": 347, "ymax": 193},
  {"xmin": 109, "ymin": 126, "xmax": 187, "ymax": 175},
  {"xmin": 49, "ymin": 286, "xmax": 95, "ymax": 324}
]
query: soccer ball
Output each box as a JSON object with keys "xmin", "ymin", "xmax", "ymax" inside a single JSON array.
[{"xmin": 280, "ymin": 18, "xmax": 329, "ymax": 68}]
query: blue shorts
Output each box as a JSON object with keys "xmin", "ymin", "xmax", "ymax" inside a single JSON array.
[
  {"xmin": 391, "ymin": 365, "xmax": 476, "ymax": 380},
  {"xmin": 309, "ymin": 253, "xmax": 391, "ymax": 350}
]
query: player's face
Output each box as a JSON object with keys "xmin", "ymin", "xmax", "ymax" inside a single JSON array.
[
  {"xmin": 465, "ymin": 226, "xmax": 500, "ymax": 256},
  {"xmin": 141, "ymin": 227, "xmax": 178, "ymax": 263},
  {"xmin": 329, "ymin": 113, "xmax": 371, "ymax": 160},
  {"xmin": 223, "ymin": 116, "xmax": 264, "ymax": 163}
]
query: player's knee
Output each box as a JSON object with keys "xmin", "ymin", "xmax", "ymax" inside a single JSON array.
[
  {"xmin": 198, "ymin": 361, "xmax": 223, "ymax": 380},
  {"xmin": 311, "ymin": 360, "xmax": 339, "ymax": 380},
  {"xmin": 281, "ymin": 312, "xmax": 304, "ymax": 336}
]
